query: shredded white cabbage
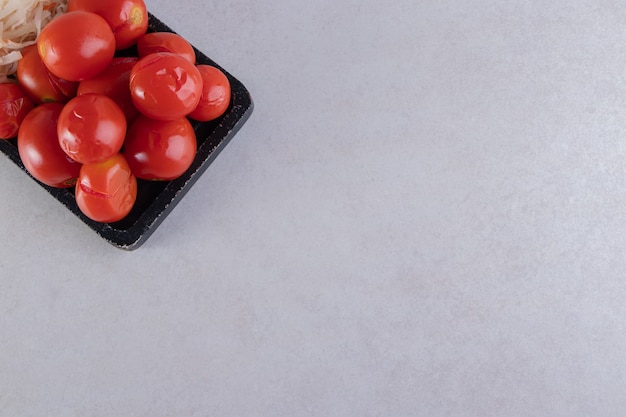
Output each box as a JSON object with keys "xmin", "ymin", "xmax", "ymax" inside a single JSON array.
[{"xmin": 0, "ymin": 0, "xmax": 67, "ymax": 82}]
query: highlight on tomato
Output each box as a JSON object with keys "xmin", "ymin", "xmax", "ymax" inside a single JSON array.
[
  {"xmin": 16, "ymin": 45, "xmax": 78, "ymax": 104},
  {"xmin": 75, "ymin": 153, "xmax": 137, "ymax": 223},
  {"xmin": 129, "ymin": 52, "xmax": 203, "ymax": 121},
  {"xmin": 68, "ymin": 0, "xmax": 149, "ymax": 50},
  {"xmin": 188, "ymin": 65, "xmax": 231, "ymax": 122},
  {"xmin": 0, "ymin": 82, "xmax": 35, "ymax": 139},
  {"xmin": 17, "ymin": 103, "xmax": 82, "ymax": 188},
  {"xmin": 37, "ymin": 11, "xmax": 116, "ymax": 81},
  {"xmin": 123, "ymin": 115, "xmax": 197, "ymax": 180},
  {"xmin": 57, "ymin": 93, "xmax": 127, "ymax": 164},
  {"xmin": 77, "ymin": 57, "xmax": 139, "ymax": 123},
  {"xmin": 136, "ymin": 32, "xmax": 196, "ymax": 64}
]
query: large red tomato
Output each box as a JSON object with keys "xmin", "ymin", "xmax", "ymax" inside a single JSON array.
[
  {"xmin": 136, "ymin": 32, "xmax": 196, "ymax": 64},
  {"xmin": 129, "ymin": 52, "xmax": 203, "ymax": 120},
  {"xmin": 17, "ymin": 103, "xmax": 82, "ymax": 188},
  {"xmin": 68, "ymin": 0, "xmax": 148, "ymax": 50},
  {"xmin": 188, "ymin": 65, "xmax": 231, "ymax": 122},
  {"xmin": 75, "ymin": 153, "xmax": 137, "ymax": 223},
  {"xmin": 0, "ymin": 83, "xmax": 35, "ymax": 139},
  {"xmin": 57, "ymin": 94, "xmax": 127, "ymax": 164},
  {"xmin": 123, "ymin": 115, "xmax": 197, "ymax": 180},
  {"xmin": 16, "ymin": 45, "xmax": 78, "ymax": 104},
  {"xmin": 37, "ymin": 11, "xmax": 116, "ymax": 81},
  {"xmin": 77, "ymin": 57, "xmax": 139, "ymax": 123}
]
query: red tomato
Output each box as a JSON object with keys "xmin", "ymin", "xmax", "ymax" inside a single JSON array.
[
  {"xmin": 0, "ymin": 83, "xmax": 35, "ymax": 139},
  {"xmin": 37, "ymin": 11, "xmax": 116, "ymax": 81},
  {"xmin": 123, "ymin": 115, "xmax": 197, "ymax": 180},
  {"xmin": 75, "ymin": 153, "xmax": 137, "ymax": 223},
  {"xmin": 129, "ymin": 52, "xmax": 203, "ymax": 121},
  {"xmin": 57, "ymin": 94, "xmax": 127, "ymax": 164},
  {"xmin": 77, "ymin": 57, "xmax": 139, "ymax": 123},
  {"xmin": 188, "ymin": 65, "xmax": 231, "ymax": 122},
  {"xmin": 16, "ymin": 45, "xmax": 78, "ymax": 104},
  {"xmin": 136, "ymin": 32, "xmax": 196, "ymax": 64},
  {"xmin": 17, "ymin": 103, "xmax": 82, "ymax": 188},
  {"xmin": 68, "ymin": 0, "xmax": 148, "ymax": 50}
]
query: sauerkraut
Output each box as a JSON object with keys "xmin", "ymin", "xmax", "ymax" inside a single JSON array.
[{"xmin": 0, "ymin": 0, "xmax": 67, "ymax": 82}]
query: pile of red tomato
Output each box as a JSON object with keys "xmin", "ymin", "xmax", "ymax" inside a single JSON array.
[{"xmin": 0, "ymin": 0, "xmax": 231, "ymax": 223}]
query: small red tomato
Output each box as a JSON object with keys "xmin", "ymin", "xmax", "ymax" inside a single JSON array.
[
  {"xmin": 16, "ymin": 45, "xmax": 78, "ymax": 104},
  {"xmin": 78, "ymin": 57, "xmax": 139, "ymax": 123},
  {"xmin": 37, "ymin": 11, "xmax": 116, "ymax": 81},
  {"xmin": 136, "ymin": 32, "xmax": 196, "ymax": 64},
  {"xmin": 57, "ymin": 94, "xmax": 127, "ymax": 164},
  {"xmin": 129, "ymin": 52, "xmax": 203, "ymax": 121},
  {"xmin": 68, "ymin": 0, "xmax": 148, "ymax": 50},
  {"xmin": 75, "ymin": 153, "xmax": 137, "ymax": 223},
  {"xmin": 123, "ymin": 115, "xmax": 197, "ymax": 180},
  {"xmin": 0, "ymin": 83, "xmax": 35, "ymax": 139},
  {"xmin": 188, "ymin": 65, "xmax": 231, "ymax": 122},
  {"xmin": 17, "ymin": 103, "xmax": 82, "ymax": 188}
]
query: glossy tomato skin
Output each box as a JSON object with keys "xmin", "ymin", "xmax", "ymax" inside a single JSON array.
[
  {"xmin": 75, "ymin": 153, "xmax": 137, "ymax": 223},
  {"xmin": 57, "ymin": 94, "xmax": 127, "ymax": 164},
  {"xmin": 129, "ymin": 52, "xmax": 203, "ymax": 121},
  {"xmin": 17, "ymin": 103, "xmax": 82, "ymax": 187},
  {"xmin": 0, "ymin": 83, "xmax": 35, "ymax": 139},
  {"xmin": 16, "ymin": 45, "xmax": 78, "ymax": 104},
  {"xmin": 68, "ymin": 0, "xmax": 148, "ymax": 50},
  {"xmin": 188, "ymin": 65, "xmax": 231, "ymax": 122},
  {"xmin": 123, "ymin": 115, "xmax": 197, "ymax": 180},
  {"xmin": 77, "ymin": 57, "xmax": 139, "ymax": 123},
  {"xmin": 37, "ymin": 11, "xmax": 116, "ymax": 81},
  {"xmin": 136, "ymin": 32, "xmax": 196, "ymax": 64}
]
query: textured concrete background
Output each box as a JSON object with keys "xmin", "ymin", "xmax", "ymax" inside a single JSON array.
[{"xmin": 2, "ymin": 0, "xmax": 626, "ymax": 415}]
